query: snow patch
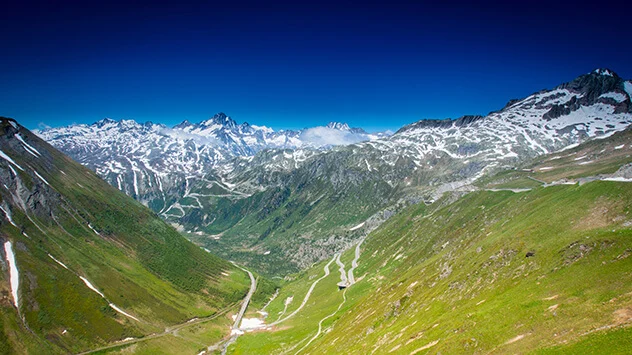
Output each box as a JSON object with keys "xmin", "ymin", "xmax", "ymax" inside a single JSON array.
[
  {"xmin": 33, "ymin": 171, "xmax": 51, "ymax": 186},
  {"xmin": 0, "ymin": 206, "xmax": 18, "ymax": 228},
  {"xmin": 109, "ymin": 303, "xmax": 140, "ymax": 322},
  {"xmin": 625, "ymin": 81, "xmax": 632, "ymax": 101},
  {"xmin": 239, "ymin": 317, "xmax": 265, "ymax": 330},
  {"xmin": 4, "ymin": 241, "xmax": 20, "ymax": 308},
  {"xmin": 0, "ymin": 150, "xmax": 24, "ymax": 171},
  {"xmin": 603, "ymin": 177, "xmax": 632, "ymax": 182},
  {"xmin": 48, "ymin": 254, "xmax": 69, "ymax": 270},
  {"xmin": 600, "ymin": 92, "xmax": 627, "ymax": 102},
  {"xmin": 80, "ymin": 276, "xmax": 106, "ymax": 298},
  {"xmin": 349, "ymin": 222, "xmax": 365, "ymax": 231},
  {"xmin": 15, "ymin": 134, "xmax": 41, "ymax": 157},
  {"xmin": 88, "ymin": 224, "xmax": 101, "ymax": 236},
  {"xmin": 558, "ymin": 143, "xmax": 579, "ymax": 152}
]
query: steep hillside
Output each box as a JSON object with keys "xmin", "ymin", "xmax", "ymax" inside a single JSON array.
[
  {"xmin": 227, "ymin": 128, "xmax": 632, "ymax": 354},
  {"xmin": 0, "ymin": 118, "xmax": 250, "ymax": 354}
]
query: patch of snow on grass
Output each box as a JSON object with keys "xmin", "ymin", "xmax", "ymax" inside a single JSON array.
[
  {"xmin": 109, "ymin": 303, "xmax": 140, "ymax": 322},
  {"xmin": 603, "ymin": 177, "xmax": 632, "ymax": 182},
  {"xmin": 15, "ymin": 134, "xmax": 41, "ymax": 156},
  {"xmin": 0, "ymin": 150, "xmax": 24, "ymax": 171},
  {"xmin": 33, "ymin": 171, "xmax": 51, "ymax": 186},
  {"xmin": 88, "ymin": 224, "xmax": 101, "ymax": 236},
  {"xmin": 0, "ymin": 206, "xmax": 18, "ymax": 228},
  {"xmin": 80, "ymin": 276, "xmax": 106, "ymax": 298},
  {"xmin": 349, "ymin": 222, "xmax": 365, "ymax": 231},
  {"xmin": 558, "ymin": 143, "xmax": 579, "ymax": 152},
  {"xmin": 240, "ymin": 317, "xmax": 265, "ymax": 330},
  {"xmin": 4, "ymin": 241, "xmax": 19, "ymax": 308},
  {"xmin": 48, "ymin": 254, "xmax": 69, "ymax": 270}
]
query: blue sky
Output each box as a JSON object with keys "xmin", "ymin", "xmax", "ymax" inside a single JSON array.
[{"xmin": 1, "ymin": 0, "xmax": 631, "ymax": 132}]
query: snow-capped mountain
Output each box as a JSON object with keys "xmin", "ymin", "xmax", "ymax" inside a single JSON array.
[
  {"xmin": 351, "ymin": 68, "xmax": 632, "ymax": 185},
  {"xmin": 38, "ymin": 69, "xmax": 632, "ymax": 211},
  {"xmin": 36, "ymin": 113, "xmax": 384, "ymax": 204}
]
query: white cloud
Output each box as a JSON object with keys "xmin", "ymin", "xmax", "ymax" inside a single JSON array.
[{"xmin": 298, "ymin": 127, "xmax": 371, "ymax": 147}]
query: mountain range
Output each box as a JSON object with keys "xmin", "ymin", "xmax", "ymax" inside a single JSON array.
[
  {"xmin": 3, "ymin": 69, "xmax": 632, "ymax": 354},
  {"xmin": 36, "ymin": 69, "xmax": 632, "ymax": 274}
]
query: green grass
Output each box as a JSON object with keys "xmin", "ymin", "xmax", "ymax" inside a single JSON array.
[{"xmin": 230, "ymin": 181, "xmax": 632, "ymax": 354}]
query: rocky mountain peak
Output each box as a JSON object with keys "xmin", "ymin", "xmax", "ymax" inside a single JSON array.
[
  {"xmin": 326, "ymin": 122, "xmax": 351, "ymax": 130},
  {"xmin": 173, "ymin": 119, "xmax": 192, "ymax": 129},
  {"xmin": 94, "ymin": 117, "xmax": 117, "ymax": 128},
  {"xmin": 592, "ymin": 68, "xmax": 619, "ymax": 78},
  {"xmin": 201, "ymin": 112, "xmax": 236, "ymax": 128},
  {"xmin": 558, "ymin": 68, "xmax": 623, "ymax": 96}
]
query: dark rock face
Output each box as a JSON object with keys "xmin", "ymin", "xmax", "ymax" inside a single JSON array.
[
  {"xmin": 396, "ymin": 115, "xmax": 485, "ymax": 133},
  {"xmin": 0, "ymin": 119, "xmax": 60, "ymax": 221},
  {"xmin": 543, "ymin": 95, "xmax": 582, "ymax": 120},
  {"xmin": 542, "ymin": 69, "xmax": 631, "ymax": 120}
]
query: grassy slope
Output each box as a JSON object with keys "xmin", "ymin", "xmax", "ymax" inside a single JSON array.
[
  {"xmin": 230, "ymin": 179, "xmax": 632, "ymax": 354},
  {"xmin": 0, "ymin": 119, "xmax": 250, "ymax": 353}
]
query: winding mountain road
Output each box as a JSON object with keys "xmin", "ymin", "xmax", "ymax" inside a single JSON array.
[
  {"xmin": 347, "ymin": 239, "xmax": 364, "ymax": 285},
  {"xmin": 294, "ymin": 288, "xmax": 347, "ymax": 355},
  {"xmin": 335, "ymin": 254, "xmax": 347, "ymax": 287},
  {"xmin": 270, "ymin": 255, "xmax": 336, "ymax": 326}
]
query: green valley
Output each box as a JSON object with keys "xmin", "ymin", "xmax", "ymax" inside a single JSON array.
[{"xmin": 224, "ymin": 129, "xmax": 632, "ymax": 354}]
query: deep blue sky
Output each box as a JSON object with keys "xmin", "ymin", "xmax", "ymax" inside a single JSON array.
[{"xmin": 2, "ymin": 0, "xmax": 631, "ymax": 132}]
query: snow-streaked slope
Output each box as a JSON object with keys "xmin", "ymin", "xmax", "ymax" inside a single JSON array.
[{"xmin": 356, "ymin": 69, "xmax": 632, "ymax": 178}]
